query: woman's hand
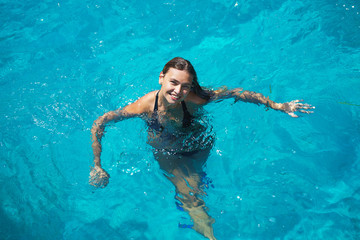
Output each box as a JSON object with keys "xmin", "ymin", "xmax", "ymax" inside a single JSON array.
[
  {"xmin": 282, "ymin": 100, "xmax": 315, "ymax": 118},
  {"xmin": 89, "ymin": 165, "xmax": 110, "ymax": 188}
]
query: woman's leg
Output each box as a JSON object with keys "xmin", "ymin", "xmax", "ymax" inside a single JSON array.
[{"xmin": 154, "ymin": 149, "xmax": 216, "ymax": 240}]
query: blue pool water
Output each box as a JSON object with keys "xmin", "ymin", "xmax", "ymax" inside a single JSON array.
[{"xmin": 1, "ymin": 0, "xmax": 360, "ymax": 239}]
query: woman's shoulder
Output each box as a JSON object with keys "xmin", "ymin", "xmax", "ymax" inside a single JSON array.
[
  {"xmin": 139, "ymin": 90, "xmax": 157, "ymax": 103},
  {"xmin": 123, "ymin": 91, "xmax": 157, "ymax": 115}
]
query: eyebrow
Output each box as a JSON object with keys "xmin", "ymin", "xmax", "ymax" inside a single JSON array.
[
  {"xmin": 170, "ymin": 78, "xmax": 180, "ymax": 83},
  {"xmin": 171, "ymin": 78, "xmax": 191, "ymax": 84},
  {"xmin": 170, "ymin": 78, "xmax": 192, "ymax": 88}
]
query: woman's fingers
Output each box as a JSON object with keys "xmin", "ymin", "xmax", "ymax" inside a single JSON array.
[
  {"xmin": 284, "ymin": 100, "xmax": 314, "ymax": 117},
  {"xmin": 299, "ymin": 110, "xmax": 314, "ymax": 114},
  {"xmin": 288, "ymin": 112, "xmax": 298, "ymax": 118},
  {"xmin": 99, "ymin": 177, "xmax": 109, "ymax": 188},
  {"xmin": 89, "ymin": 168, "xmax": 110, "ymax": 188},
  {"xmin": 298, "ymin": 104, "xmax": 315, "ymax": 109}
]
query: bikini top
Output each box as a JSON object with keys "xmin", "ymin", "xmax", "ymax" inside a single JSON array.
[{"xmin": 148, "ymin": 91, "xmax": 193, "ymax": 132}]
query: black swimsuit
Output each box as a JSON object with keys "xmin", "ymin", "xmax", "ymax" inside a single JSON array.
[{"xmin": 148, "ymin": 91, "xmax": 193, "ymax": 132}]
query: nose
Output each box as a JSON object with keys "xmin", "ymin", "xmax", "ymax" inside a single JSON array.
[{"xmin": 174, "ymin": 85, "xmax": 181, "ymax": 94}]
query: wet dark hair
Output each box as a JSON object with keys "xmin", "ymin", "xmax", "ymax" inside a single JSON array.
[{"xmin": 162, "ymin": 57, "xmax": 213, "ymax": 100}]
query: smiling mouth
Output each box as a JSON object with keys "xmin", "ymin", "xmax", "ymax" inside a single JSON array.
[{"xmin": 170, "ymin": 94, "xmax": 181, "ymax": 101}]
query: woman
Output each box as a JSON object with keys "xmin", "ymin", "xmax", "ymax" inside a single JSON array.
[{"xmin": 89, "ymin": 57, "xmax": 314, "ymax": 240}]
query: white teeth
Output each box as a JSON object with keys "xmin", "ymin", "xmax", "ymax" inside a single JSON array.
[{"xmin": 171, "ymin": 94, "xmax": 180, "ymax": 99}]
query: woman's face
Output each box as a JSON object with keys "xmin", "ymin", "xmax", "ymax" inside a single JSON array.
[{"xmin": 159, "ymin": 68, "xmax": 193, "ymax": 105}]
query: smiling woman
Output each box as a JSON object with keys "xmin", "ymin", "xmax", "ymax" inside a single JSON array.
[
  {"xmin": 160, "ymin": 67, "xmax": 193, "ymax": 103},
  {"xmin": 89, "ymin": 57, "xmax": 314, "ymax": 240}
]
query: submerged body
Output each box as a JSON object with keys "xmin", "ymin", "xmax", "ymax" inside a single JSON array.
[{"xmin": 89, "ymin": 57, "xmax": 314, "ymax": 240}]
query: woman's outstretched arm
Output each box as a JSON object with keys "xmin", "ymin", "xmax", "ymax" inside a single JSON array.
[
  {"xmin": 210, "ymin": 87, "xmax": 314, "ymax": 117},
  {"xmin": 90, "ymin": 109, "xmax": 134, "ymax": 188},
  {"xmin": 89, "ymin": 92, "xmax": 154, "ymax": 188},
  {"xmin": 91, "ymin": 110, "xmax": 136, "ymax": 166}
]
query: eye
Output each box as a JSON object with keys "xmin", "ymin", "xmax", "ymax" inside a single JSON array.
[{"xmin": 182, "ymin": 85, "xmax": 191, "ymax": 90}]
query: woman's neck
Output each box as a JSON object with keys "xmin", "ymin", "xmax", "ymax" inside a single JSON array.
[{"xmin": 157, "ymin": 91, "xmax": 182, "ymax": 111}]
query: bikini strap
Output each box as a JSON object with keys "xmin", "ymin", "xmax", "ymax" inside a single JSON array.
[
  {"xmin": 154, "ymin": 91, "xmax": 159, "ymax": 112},
  {"xmin": 149, "ymin": 91, "xmax": 163, "ymax": 132}
]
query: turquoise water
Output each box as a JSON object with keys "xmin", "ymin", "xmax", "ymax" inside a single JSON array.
[{"xmin": 1, "ymin": 0, "xmax": 360, "ymax": 239}]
